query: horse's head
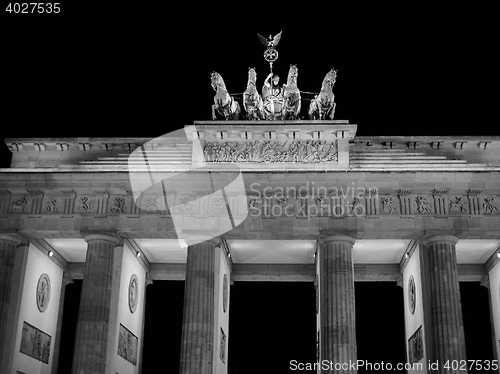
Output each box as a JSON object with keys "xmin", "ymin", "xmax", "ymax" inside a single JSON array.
[
  {"xmin": 323, "ymin": 68, "xmax": 338, "ymax": 87},
  {"xmin": 287, "ymin": 64, "xmax": 298, "ymax": 84},
  {"xmin": 211, "ymin": 71, "xmax": 225, "ymax": 92},
  {"xmin": 247, "ymin": 67, "xmax": 257, "ymax": 83}
]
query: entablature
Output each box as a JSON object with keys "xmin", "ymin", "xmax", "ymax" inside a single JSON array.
[{"xmin": 3, "ymin": 120, "xmax": 500, "ymax": 171}]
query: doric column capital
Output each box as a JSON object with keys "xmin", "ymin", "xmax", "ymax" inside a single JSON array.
[
  {"xmin": 422, "ymin": 234, "xmax": 459, "ymax": 247},
  {"xmin": 0, "ymin": 232, "xmax": 22, "ymax": 246},
  {"xmin": 319, "ymin": 234, "xmax": 356, "ymax": 246},
  {"xmin": 184, "ymin": 236, "xmax": 220, "ymax": 247},
  {"xmin": 81, "ymin": 232, "xmax": 121, "ymax": 246},
  {"xmin": 145, "ymin": 272, "xmax": 154, "ymax": 286},
  {"xmin": 62, "ymin": 271, "xmax": 74, "ymax": 287}
]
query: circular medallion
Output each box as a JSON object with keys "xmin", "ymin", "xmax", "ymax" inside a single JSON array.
[
  {"xmin": 408, "ymin": 275, "xmax": 416, "ymax": 314},
  {"xmin": 36, "ymin": 273, "xmax": 51, "ymax": 312},
  {"xmin": 222, "ymin": 274, "xmax": 228, "ymax": 313},
  {"xmin": 128, "ymin": 274, "xmax": 139, "ymax": 313},
  {"xmin": 263, "ymin": 47, "xmax": 278, "ymax": 63}
]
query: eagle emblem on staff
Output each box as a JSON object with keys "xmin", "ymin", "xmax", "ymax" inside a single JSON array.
[{"xmin": 257, "ymin": 31, "xmax": 282, "ymax": 69}]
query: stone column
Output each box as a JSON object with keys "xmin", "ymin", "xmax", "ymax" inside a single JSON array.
[
  {"xmin": 422, "ymin": 235, "xmax": 468, "ymax": 373},
  {"xmin": 72, "ymin": 232, "xmax": 121, "ymax": 374},
  {"xmin": 318, "ymin": 235, "xmax": 357, "ymax": 373},
  {"xmin": 179, "ymin": 237, "xmax": 219, "ymax": 374},
  {"xmin": 0, "ymin": 233, "xmax": 22, "ymax": 366}
]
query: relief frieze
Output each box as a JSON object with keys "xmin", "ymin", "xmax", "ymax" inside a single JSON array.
[
  {"xmin": 203, "ymin": 139, "xmax": 338, "ymax": 163},
  {"xmin": 3, "ymin": 190, "xmax": 500, "ymax": 220}
]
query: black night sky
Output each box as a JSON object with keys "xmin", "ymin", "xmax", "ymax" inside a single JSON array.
[{"xmin": 2, "ymin": 4, "xmax": 499, "ymax": 373}]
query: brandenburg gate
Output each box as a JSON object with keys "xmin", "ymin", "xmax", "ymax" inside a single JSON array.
[
  {"xmin": 0, "ymin": 118, "xmax": 500, "ymax": 373},
  {"xmin": 1, "ymin": 33, "xmax": 500, "ymax": 373}
]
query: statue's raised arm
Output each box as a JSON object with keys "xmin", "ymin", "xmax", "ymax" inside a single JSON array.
[{"xmin": 262, "ymin": 72, "xmax": 273, "ymax": 99}]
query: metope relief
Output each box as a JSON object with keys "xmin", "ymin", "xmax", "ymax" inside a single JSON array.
[
  {"xmin": 414, "ymin": 196, "xmax": 432, "ymax": 214},
  {"xmin": 483, "ymin": 196, "xmax": 500, "ymax": 214},
  {"xmin": 448, "ymin": 196, "xmax": 468, "ymax": 214},
  {"xmin": 11, "ymin": 196, "xmax": 30, "ymax": 214},
  {"xmin": 381, "ymin": 196, "xmax": 398, "ymax": 214},
  {"xmin": 110, "ymin": 197, "xmax": 126, "ymax": 214},
  {"xmin": 76, "ymin": 196, "xmax": 96, "ymax": 214},
  {"xmin": 45, "ymin": 198, "xmax": 60, "ymax": 213}
]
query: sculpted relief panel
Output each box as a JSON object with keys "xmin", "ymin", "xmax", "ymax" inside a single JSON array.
[
  {"xmin": 2, "ymin": 187, "xmax": 500, "ymax": 221},
  {"xmin": 20, "ymin": 322, "xmax": 51, "ymax": 364},
  {"xmin": 203, "ymin": 139, "xmax": 338, "ymax": 163},
  {"xmin": 245, "ymin": 188, "xmax": 500, "ymax": 219}
]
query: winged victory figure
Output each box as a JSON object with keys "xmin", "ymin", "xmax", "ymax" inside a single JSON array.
[{"xmin": 257, "ymin": 31, "xmax": 282, "ymax": 48}]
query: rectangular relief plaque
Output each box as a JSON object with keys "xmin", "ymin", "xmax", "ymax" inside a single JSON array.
[
  {"xmin": 220, "ymin": 327, "xmax": 226, "ymax": 363},
  {"xmin": 408, "ymin": 325, "xmax": 424, "ymax": 364},
  {"xmin": 117, "ymin": 323, "xmax": 138, "ymax": 366},
  {"xmin": 20, "ymin": 321, "xmax": 52, "ymax": 364}
]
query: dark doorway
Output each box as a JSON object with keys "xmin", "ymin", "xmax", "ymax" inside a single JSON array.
[
  {"xmin": 142, "ymin": 280, "xmax": 185, "ymax": 373},
  {"xmin": 228, "ymin": 282, "xmax": 316, "ymax": 374},
  {"xmin": 57, "ymin": 279, "xmax": 82, "ymax": 373},
  {"xmin": 460, "ymin": 281, "xmax": 495, "ymax": 373},
  {"xmin": 355, "ymin": 282, "xmax": 406, "ymax": 373}
]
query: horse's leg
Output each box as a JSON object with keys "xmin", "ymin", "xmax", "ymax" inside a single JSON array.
[
  {"xmin": 296, "ymin": 95, "xmax": 301, "ymax": 119},
  {"xmin": 232, "ymin": 101, "xmax": 241, "ymax": 120},
  {"xmin": 318, "ymin": 102, "xmax": 324, "ymax": 120},
  {"xmin": 212, "ymin": 104, "xmax": 218, "ymax": 120},
  {"xmin": 308, "ymin": 96, "xmax": 317, "ymax": 120},
  {"xmin": 258, "ymin": 102, "xmax": 264, "ymax": 120},
  {"xmin": 281, "ymin": 94, "xmax": 288, "ymax": 120},
  {"xmin": 329, "ymin": 102, "xmax": 336, "ymax": 120}
]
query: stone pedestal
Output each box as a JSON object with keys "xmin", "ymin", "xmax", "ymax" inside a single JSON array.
[
  {"xmin": 179, "ymin": 237, "xmax": 219, "ymax": 374},
  {"xmin": 0, "ymin": 233, "xmax": 22, "ymax": 369},
  {"xmin": 72, "ymin": 233, "xmax": 121, "ymax": 374},
  {"xmin": 422, "ymin": 235, "xmax": 468, "ymax": 373},
  {"xmin": 318, "ymin": 235, "xmax": 357, "ymax": 373}
]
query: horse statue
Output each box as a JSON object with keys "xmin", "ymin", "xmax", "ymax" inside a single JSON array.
[
  {"xmin": 243, "ymin": 67, "xmax": 264, "ymax": 120},
  {"xmin": 282, "ymin": 64, "xmax": 301, "ymax": 120},
  {"xmin": 308, "ymin": 68, "xmax": 337, "ymax": 120},
  {"xmin": 211, "ymin": 71, "xmax": 241, "ymax": 120}
]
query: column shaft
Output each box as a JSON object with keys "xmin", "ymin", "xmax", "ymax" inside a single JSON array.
[
  {"xmin": 319, "ymin": 235, "xmax": 357, "ymax": 373},
  {"xmin": 423, "ymin": 235, "xmax": 467, "ymax": 373},
  {"xmin": 179, "ymin": 239, "xmax": 217, "ymax": 374},
  {"xmin": 0, "ymin": 234, "xmax": 22, "ymax": 363},
  {"xmin": 72, "ymin": 233, "xmax": 120, "ymax": 374}
]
